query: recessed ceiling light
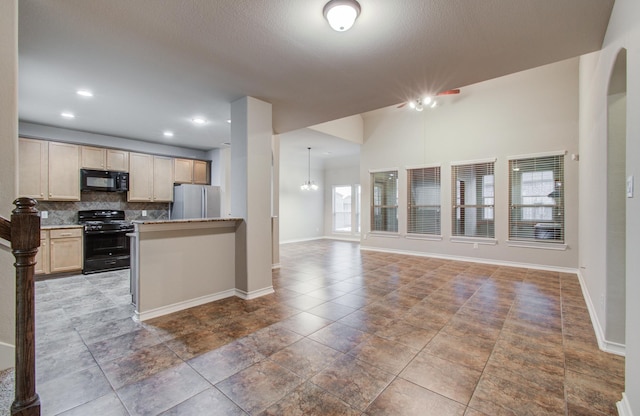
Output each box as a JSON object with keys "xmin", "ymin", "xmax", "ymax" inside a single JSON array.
[
  {"xmin": 226, "ymin": 119, "xmax": 231, "ymax": 124},
  {"xmin": 191, "ymin": 117, "xmax": 207, "ymax": 125},
  {"xmin": 163, "ymin": 131, "xmax": 174, "ymax": 138},
  {"xmin": 76, "ymin": 89, "xmax": 93, "ymax": 97},
  {"xmin": 61, "ymin": 112, "xmax": 75, "ymax": 119}
]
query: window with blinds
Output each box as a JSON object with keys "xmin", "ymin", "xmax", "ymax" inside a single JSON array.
[
  {"xmin": 509, "ymin": 155, "xmax": 564, "ymax": 242},
  {"xmin": 451, "ymin": 161, "xmax": 495, "ymax": 238},
  {"xmin": 407, "ymin": 166, "xmax": 441, "ymax": 235},
  {"xmin": 371, "ymin": 171, "xmax": 398, "ymax": 233}
]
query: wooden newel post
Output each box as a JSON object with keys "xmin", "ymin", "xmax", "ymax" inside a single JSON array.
[{"xmin": 10, "ymin": 198, "xmax": 41, "ymax": 416}]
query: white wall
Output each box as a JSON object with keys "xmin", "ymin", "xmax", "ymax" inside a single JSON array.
[
  {"xmin": 0, "ymin": 0, "xmax": 17, "ymax": 370},
  {"xmin": 360, "ymin": 58, "xmax": 580, "ymax": 270},
  {"xmin": 279, "ymin": 157, "xmax": 324, "ymax": 243},
  {"xmin": 323, "ymin": 155, "xmax": 360, "ymax": 238},
  {"xmin": 579, "ymin": 0, "xmax": 640, "ymax": 411}
]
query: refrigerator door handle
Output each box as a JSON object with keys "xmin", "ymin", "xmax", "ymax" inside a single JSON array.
[{"xmin": 202, "ymin": 187, "xmax": 207, "ymax": 218}]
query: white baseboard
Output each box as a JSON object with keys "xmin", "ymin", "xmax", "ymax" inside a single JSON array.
[
  {"xmin": 359, "ymin": 245, "xmax": 578, "ymax": 273},
  {"xmin": 0, "ymin": 341, "xmax": 14, "ymax": 371},
  {"xmin": 322, "ymin": 236, "xmax": 361, "ymax": 242},
  {"xmin": 280, "ymin": 237, "xmax": 324, "ymax": 244},
  {"xmin": 235, "ymin": 286, "xmax": 275, "ymax": 300},
  {"xmin": 134, "ymin": 289, "xmax": 236, "ymax": 322},
  {"xmin": 617, "ymin": 393, "xmax": 634, "ymax": 416}
]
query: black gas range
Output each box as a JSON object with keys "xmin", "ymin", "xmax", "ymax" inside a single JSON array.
[{"xmin": 78, "ymin": 210, "xmax": 134, "ymax": 274}]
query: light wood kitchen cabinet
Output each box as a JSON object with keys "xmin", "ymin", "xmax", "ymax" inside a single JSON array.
[
  {"xmin": 49, "ymin": 228, "xmax": 83, "ymax": 273},
  {"xmin": 82, "ymin": 146, "xmax": 129, "ymax": 171},
  {"xmin": 193, "ymin": 160, "xmax": 209, "ymax": 184},
  {"xmin": 35, "ymin": 230, "xmax": 49, "ymax": 275},
  {"xmin": 173, "ymin": 158, "xmax": 194, "ymax": 184},
  {"xmin": 18, "ymin": 138, "xmax": 48, "ymax": 199},
  {"xmin": 48, "ymin": 141, "xmax": 81, "ymax": 201},
  {"xmin": 128, "ymin": 153, "xmax": 173, "ymax": 202},
  {"xmin": 174, "ymin": 158, "xmax": 209, "ymax": 184},
  {"xmin": 153, "ymin": 156, "xmax": 174, "ymax": 201}
]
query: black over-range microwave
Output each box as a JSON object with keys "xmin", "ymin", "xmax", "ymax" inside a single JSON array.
[{"xmin": 80, "ymin": 169, "xmax": 129, "ymax": 192}]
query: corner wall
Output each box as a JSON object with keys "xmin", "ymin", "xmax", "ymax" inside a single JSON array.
[
  {"xmin": 579, "ymin": 0, "xmax": 640, "ymax": 412},
  {"xmin": 360, "ymin": 57, "xmax": 580, "ymax": 270},
  {"xmin": 0, "ymin": 0, "xmax": 18, "ymax": 370}
]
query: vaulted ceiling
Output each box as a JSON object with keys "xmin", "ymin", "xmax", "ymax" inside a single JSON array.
[{"xmin": 18, "ymin": 0, "xmax": 614, "ymax": 150}]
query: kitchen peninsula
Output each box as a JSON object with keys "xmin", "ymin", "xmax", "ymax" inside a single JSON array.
[{"xmin": 130, "ymin": 217, "xmax": 246, "ymax": 321}]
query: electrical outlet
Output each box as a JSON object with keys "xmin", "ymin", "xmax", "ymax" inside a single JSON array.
[
  {"xmin": 142, "ymin": 210, "xmax": 148, "ymax": 217},
  {"xmin": 40, "ymin": 211, "xmax": 48, "ymax": 219},
  {"xmin": 473, "ymin": 242, "xmax": 479, "ymax": 249}
]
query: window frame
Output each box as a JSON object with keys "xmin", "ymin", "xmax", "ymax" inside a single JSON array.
[
  {"xmin": 450, "ymin": 159, "xmax": 496, "ymax": 240},
  {"xmin": 370, "ymin": 169, "xmax": 399, "ymax": 234},
  {"xmin": 406, "ymin": 165, "xmax": 441, "ymax": 236}
]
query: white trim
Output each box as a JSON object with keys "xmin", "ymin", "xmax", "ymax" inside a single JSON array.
[
  {"xmin": 280, "ymin": 236, "xmax": 324, "ymax": 244},
  {"xmin": 506, "ymin": 240, "xmax": 568, "ymax": 251},
  {"xmin": 507, "ymin": 150, "xmax": 568, "ymax": 160},
  {"xmin": 0, "ymin": 341, "xmax": 14, "ymax": 371},
  {"xmin": 235, "ymin": 286, "xmax": 275, "ymax": 300},
  {"xmin": 324, "ymin": 236, "xmax": 361, "ymax": 242},
  {"xmin": 617, "ymin": 393, "xmax": 634, "ymax": 416},
  {"xmin": 450, "ymin": 157, "xmax": 497, "ymax": 166},
  {"xmin": 134, "ymin": 289, "xmax": 236, "ymax": 321},
  {"xmin": 576, "ymin": 270, "xmax": 626, "ymax": 356},
  {"xmin": 405, "ymin": 234, "xmax": 443, "ymax": 241},
  {"xmin": 359, "ymin": 245, "xmax": 577, "ymax": 273},
  {"xmin": 368, "ymin": 167, "xmax": 399, "ymax": 174},
  {"xmin": 450, "ymin": 236, "xmax": 498, "ymax": 245},
  {"xmin": 271, "ymin": 263, "xmax": 281, "ymax": 269},
  {"xmin": 404, "ymin": 163, "xmax": 441, "ymax": 170},
  {"xmin": 368, "ymin": 232, "xmax": 401, "ymax": 239}
]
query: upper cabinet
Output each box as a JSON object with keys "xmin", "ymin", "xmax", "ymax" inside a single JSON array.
[
  {"xmin": 128, "ymin": 153, "xmax": 173, "ymax": 202},
  {"xmin": 174, "ymin": 158, "xmax": 209, "ymax": 185},
  {"xmin": 81, "ymin": 146, "xmax": 129, "ymax": 171},
  {"xmin": 19, "ymin": 138, "xmax": 48, "ymax": 199},
  {"xmin": 19, "ymin": 138, "xmax": 80, "ymax": 201},
  {"xmin": 48, "ymin": 142, "xmax": 81, "ymax": 201}
]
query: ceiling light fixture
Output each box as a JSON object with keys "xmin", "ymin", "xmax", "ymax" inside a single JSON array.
[
  {"xmin": 323, "ymin": 0, "xmax": 361, "ymax": 32},
  {"xmin": 408, "ymin": 96, "xmax": 434, "ymax": 112},
  {"xmin": 76, "ymin": 89, "xmax": 93, "ymax": 97},
  {"xmin": 191, "ymin": 117, "xmax": 207, "ymax": 125},
  {"xmin": 61, "ymin": 112, "xmax": 75, "ymax": 119},
  {"xmin": 163, "ymin": 131, "xmax": 174, "ymax": 138},
  {"xmin": 301, "ymin": 147, "xmax": 319, "ymax": 191}
]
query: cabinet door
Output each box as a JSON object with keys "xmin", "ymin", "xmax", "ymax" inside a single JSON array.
[
  {"xmin": 18, "ymin": 138, "xmax": 49, "ymax": 199},
  {"xmin": 173, "ymin": 158, "xmax": 193, "ymax": 184},
  {"xmin": 193, "ymin": 160, "xmax": 209, "ymax": 184},
  {"xmin": 128, "ymin": 152, "xmax": 153, "ymax": 201},
  {"xmin": 48, "ymin": 142, "xmax": 80, "ymax": 201},
  {"xmin": 35, "ymin": 231, "xmax": 49, "ymax": 275},
  {"xmin": 81, "ymin": 146, "xmax": 106, "ymax": 169},
  {"xmin": 50, "ymin": 237, "xmax": 82, "ymax": 273},
  {"xmin": 107, "ymin": 149, "xmax": 129, "ymax": 171},
  {"xmin": 153, "ymin": 156, "xmax": 174, "ymax": 202}
]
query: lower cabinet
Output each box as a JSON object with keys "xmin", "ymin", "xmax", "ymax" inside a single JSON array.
[{"xmin": 37, "ymin": 228, "xmax": 83, "ymax": 275}]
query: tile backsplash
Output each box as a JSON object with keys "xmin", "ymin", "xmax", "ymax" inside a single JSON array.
[{"xmin": 37, "ymin": 192, "xmax": 169, "ymax": 225}]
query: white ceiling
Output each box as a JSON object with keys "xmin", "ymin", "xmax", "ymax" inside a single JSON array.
[{"xmin": 18, "ymin": 0, "xmax": 613, "ymax": 151}]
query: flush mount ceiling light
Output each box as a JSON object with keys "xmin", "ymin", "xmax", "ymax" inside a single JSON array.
[
  {"xmin": 191, "ymin": 117, "xmax": 207, "ymax": 125},
  {"xmin": 323, "ymin": 0, "xmax": 361, "ymax": 32},
  {"xmin": 76, "ymin": 89, "xmax": 93, "ymax": 97},
  {"xmin": 163, "ymin": 131, "xmax": 174, "ymax": 138},
  {"xmin": 301, "ymin": 147, "xmax": 319, "ymax": 191},
  {"xmin": 61, "ymin": 112, "xmax": 75, "ymax": 119}
]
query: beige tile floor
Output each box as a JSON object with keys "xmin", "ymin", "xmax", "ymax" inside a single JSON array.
[{"xmin": 30, "ymin": 240, "xmax": 624, "ymax": 415}]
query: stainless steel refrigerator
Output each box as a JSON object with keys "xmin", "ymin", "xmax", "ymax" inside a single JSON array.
[{"xmin": 171, "ymin": 184, "xmax": 221, "ymax": 219}]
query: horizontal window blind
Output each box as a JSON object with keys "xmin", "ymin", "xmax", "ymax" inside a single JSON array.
[
  {"xmin": 509, "ymin": 155, "xmax": 564, "ymax": 242},
  {"xmin": 451, "ymin": 162, "xmax": 495, "ymax": 238},
  {"xmin": 371, "ymin": 171, "xmax": 398, "ymax": 232},
  {"xmin": 407, "ymin": 166, "xmax": 441, "ymax": 235}
]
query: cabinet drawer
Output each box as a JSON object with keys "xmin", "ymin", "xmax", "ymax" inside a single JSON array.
[{"xmin": 49, "ymin": 228, "xmax": 83, "ymax": 239}]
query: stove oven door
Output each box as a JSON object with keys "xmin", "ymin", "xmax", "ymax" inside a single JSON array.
[{"xmin": 83, "ymin": 229, "xmax": 131, "ymax": 274}]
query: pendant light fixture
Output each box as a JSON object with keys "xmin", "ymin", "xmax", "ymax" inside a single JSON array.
[
  {"xmin": 301, "ymin": 147, "xmax": 319, "ymax": 191},
  {"xmin": 323, "ymin": 0, "xmax": 361, "ymax": 32}
]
